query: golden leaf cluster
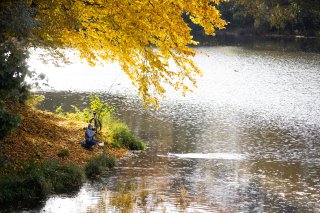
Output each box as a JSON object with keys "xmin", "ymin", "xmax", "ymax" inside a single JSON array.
[{"xmin": 33, "ymin": 0, "xmax": 226, "ymax": 106}]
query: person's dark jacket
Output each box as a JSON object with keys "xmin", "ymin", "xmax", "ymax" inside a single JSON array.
[{"xmin": 85, "ymin": 128, "xmax": 95, "ymax": 142}]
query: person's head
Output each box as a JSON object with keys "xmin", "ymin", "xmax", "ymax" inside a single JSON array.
[{"xmin": 88, "ymin": 123, "xmax": 93, "ymax": 130}]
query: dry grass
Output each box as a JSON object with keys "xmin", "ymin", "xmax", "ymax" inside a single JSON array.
[{"xmin": 2, "ymin": 104, "xmax": 128, "ymax": 166}]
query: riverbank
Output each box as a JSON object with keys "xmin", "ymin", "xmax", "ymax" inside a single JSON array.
[
  {"xmin": 192, "ymin": 33, "xmax": 320, "ymax": 53},
  {"xmin": 215, "ymin": 28, "xmax": 320, "ymax": 38},
  {"xmin": 1, "ymin": 104, "xmax": 127, "ymax": 166},
  {"xmin": 0, "ymin": 100, "xmax": 143, "ymax": 209}
]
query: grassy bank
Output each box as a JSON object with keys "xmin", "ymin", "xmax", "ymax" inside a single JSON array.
[
  {"xmin": 0, "ymin": 95, "xmax": 145, "ymax": 208},
  {"xmin": 0, "ymin": 155, "xmax": 116, "ymax": 208},
  {"xmin": 0, "ymin": 160, "xmax": 85, "ymax": 206},
  {"xmin": 56, "ymin": 95, "xmax": 146, "ymax": 151}
]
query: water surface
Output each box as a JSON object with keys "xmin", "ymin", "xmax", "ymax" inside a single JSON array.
[{"xmin": 29, "ymin": 37, "xmax": 320, "ymax": 212}]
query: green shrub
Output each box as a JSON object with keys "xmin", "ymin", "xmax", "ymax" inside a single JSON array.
[
  {"xmin": 0, "ymin": 172, "xmax": 49, "ymax": 205},
  {"xmin": 23, "ymin": 161, "xmax": 85, "ymax": 194},
  {"xmin": 85, "ymin": 154, "xmax": 116, "ymax": 178},
  {"xmin": 57, "ymin": 95, "xmax": 114, "ymax": 124},
  {"xmin": 0, "ymin": 38, "xmax": 31, "ymax": 104},
  {"xmin": 90, "ymin": 95, "xmax": 114, "ymax": 120},
  {"xmin": 0, "ymin": 160, "xmax": 85, "ymax": 206},
  {"xmin": 57, "ymin": 149, "xmax": 70, "ymax": 158},
  {"xmin": 65, "ymin": 105, "xmax": 86, "ymax": 121},
  {"xmin": 0, "ymin": 38, "xmax": 31, "ymax": 148},
  {"xmin": 25, "ymin": 95, "xmax": 45, "ymax": 109},
  {"xmin": 55, "ymin": 106, "xmax": 64, "ymax": 116},
  {"xmin": 110, "ymin": 122, "xmax": 145, "ymax": 150},
  {"xmin": 54, "ymin": 95, "xmax": 145, "ymax": 150},
  {"xmin": 50, "ymin": 164, "xmax": 85, "ymax": 193},
  {"xmin": 0, "ymin": 108, "xmax": 20, "ymax": 140}
]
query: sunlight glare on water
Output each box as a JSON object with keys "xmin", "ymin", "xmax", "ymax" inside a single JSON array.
[
  {"xmin": 28, "ymin": 46, "xmax": 320, "ymax": 125},
  {"xmin": 30, "ymin": 41, "xmax": 320, "ymax": 212}
]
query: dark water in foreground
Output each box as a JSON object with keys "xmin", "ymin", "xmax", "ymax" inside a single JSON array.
[{"xmin": 24, "ymin": 37, "xmax": 320, "ymax": 212}]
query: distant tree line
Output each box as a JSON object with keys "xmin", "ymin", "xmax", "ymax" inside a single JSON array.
[{"xmin": 191, "ymin": 0, "xmax": 320, "ymax": 37}]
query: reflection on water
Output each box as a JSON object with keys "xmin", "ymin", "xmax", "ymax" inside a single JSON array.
[
  {"xmin": 203, "ymin": 35, "xmax": 320, "ymax": 53},
  {"xmin": 37, "ymin": 90, "xmax": 320, "ymax": 213},
  {"xmin": 31, "ymin": 41, "xmax": 320, "ymax": 212}
]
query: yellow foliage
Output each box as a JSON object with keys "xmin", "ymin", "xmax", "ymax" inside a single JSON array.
[{"xmin": 32, "ymin": 0, "xmax": 226, "ymax": 106}]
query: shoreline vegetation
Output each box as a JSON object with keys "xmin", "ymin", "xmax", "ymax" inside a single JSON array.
[
  {"xmin": 0, "ymin": 95, "xmax": 145, "ymax": 209},
  {"xmin": 194, "ymin": 29, "xmax": 320, "ymax": 46},
  {"xmin": 215, "ymin": 29, "xmax": 320, "ymax": 39}
]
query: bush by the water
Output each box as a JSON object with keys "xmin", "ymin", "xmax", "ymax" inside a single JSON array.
[
  {"xmin": 0, "ymin": 109, "xmax": 20, "ymax": 140},
  {"xmin": 0, "ymin": 154, "xmax": 117, "ymax": 206},
  {"xmin": 56, "ymin": 95, "xmax": 145, "ymax": 150},
  {"xmin": 0, "ymin": 160, "xmax": 85, "ymax": 206},
  {"xmin": 85, "ymin": 154, "xmax": 115, "ymax": 178},
  {"xmin": 110, "ymin": 122, "xmax": 145, "ymax": 150}
]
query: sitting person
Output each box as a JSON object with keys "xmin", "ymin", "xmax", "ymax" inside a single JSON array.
[{"xmin": 82, "ymin": 123, "xmax": 98, "ymax": 149}]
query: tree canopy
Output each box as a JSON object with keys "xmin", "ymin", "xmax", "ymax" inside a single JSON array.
[
  {"xmin": 217, "ymin": 0, "xmax": 320, "ymax": 35},
  {"xmin": 0, "ymin": 0, "xmax": 225, "ymax": 139},
  {"xmin": 26, "ymin": 0, "xmax": 226, "ymax": 105}
]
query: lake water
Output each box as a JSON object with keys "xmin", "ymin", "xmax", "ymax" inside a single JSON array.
[{"xmin": 28, "ymin": 36, "xmax": 320, "ymax": 212}]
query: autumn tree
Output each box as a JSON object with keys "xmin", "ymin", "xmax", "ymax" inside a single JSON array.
[
  {"xmin": 0, "ymin": 0, "xmax": 226, "ymax": 141},
  {"xmin": 30, "ymin": 0, "xmax": 226, "ymax": 105}
]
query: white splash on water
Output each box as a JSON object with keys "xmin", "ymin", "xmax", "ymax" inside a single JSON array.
[{"xmin": 159, "ymin": 153, "xmax": 246, "ymax": 160}]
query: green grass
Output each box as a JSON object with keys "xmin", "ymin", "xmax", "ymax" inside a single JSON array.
[
  {"xmin": 57, "ymin": 148, "xmax": 70, "ymax": 158},
  {"xmin": 110, "ymin": 122, "xmax": 145, "ymax": 151},
  {"xmin": 0, "ymin": 154, "xmax": 117, "ymax": 207},
  {"xmin": 0, "ymin": 160, "xmax": 85, "ymax": 206},
  {"xmin": 85, "ymin": 154, "xmax": 116, "ymax": 178}
]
